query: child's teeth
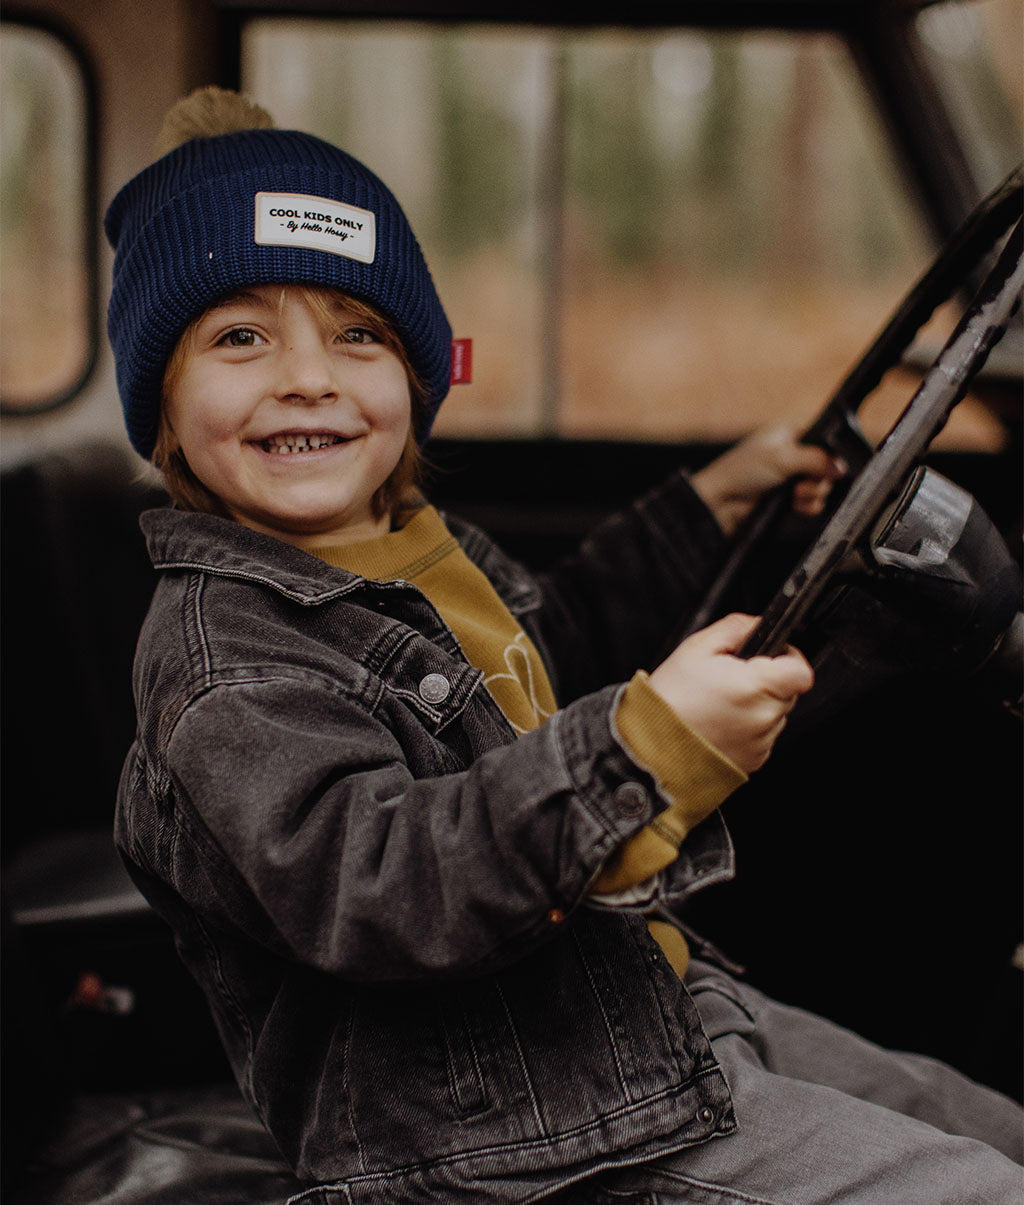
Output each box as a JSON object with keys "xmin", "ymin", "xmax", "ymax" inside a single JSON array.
[{"xmin": 265, "ymin": 434, "xmax": 340, "ymax": 453}]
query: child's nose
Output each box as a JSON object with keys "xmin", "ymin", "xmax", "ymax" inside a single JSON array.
[{"xmin": 275, "ymin": 337, "xmax": 338, "ymax": 405}]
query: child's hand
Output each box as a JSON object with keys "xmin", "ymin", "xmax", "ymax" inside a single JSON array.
[
  {"xmin": 691, "ymin": 424, "xmax": 846, "ymax": 536},
  {"xmin": 648, "ymin": 613, "xmax": 814, "ymax": 774}
]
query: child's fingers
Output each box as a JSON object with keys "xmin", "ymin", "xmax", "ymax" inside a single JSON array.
[
  {"xmin": 655, "ymin": 616, "xmax": 814, "ymax": 774},
  {"xmin": 792, "ymin": 453, "xmax": 846, "ymax": 514},
  {"xmin": 696, "ymin": 611, "xmax": 760, "ymax": 655},
  {"xmin": 681, "ymin": 616, "xmax": 813, "ymax": 698},
  {"xmin": 690, "ymin": 425, "xmax": 846, "ymax": 535},
  {"xmin": 756, "ymin": 426, "xmax": 841, "ymax": 481},
  {"xmin": 792, "ymin": 477, "xmax": 831, "ymax": 515},
  {"xmin": 753, "ymin": 644, "xmax": 815, "ymax": 700},
  {"xmin": 792, "ymin": 444, "xmax": 846, "ymax": 482}
]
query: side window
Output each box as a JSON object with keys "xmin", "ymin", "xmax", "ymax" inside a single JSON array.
[
  {"xmin": 243, "ymin": 19, "xmax": 1008, "ymax": 450},
  {"xmin": 0, "ymin": 21, "xmax": 95, "ymax": 412}
]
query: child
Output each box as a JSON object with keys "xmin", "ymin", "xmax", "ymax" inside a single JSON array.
[{"xmin": 108, "ymin": 88, "xmax": 1022, "ymax": 1203}]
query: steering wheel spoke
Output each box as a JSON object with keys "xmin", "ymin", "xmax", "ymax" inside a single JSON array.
[
  {"xmin": 683, "ymin": 168, "xmax": 1022, "ymax": 662},
  {"xmin": 738, "ymin": 198, "xmax": 1022, "ymax": 659}
]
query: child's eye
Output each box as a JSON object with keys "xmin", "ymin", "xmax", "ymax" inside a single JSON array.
[
  {"xmin": 218, "ymin": 327, "xmax": 265, "ymax": 348},
  {"xmin": 338, "ymin": 326, "xmax": 381, "ymax": 345}
]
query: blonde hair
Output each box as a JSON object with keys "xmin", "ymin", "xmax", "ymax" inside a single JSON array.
[{"xmin": 155, "ymin": 286, "xmax": 429, "ymax": 527}]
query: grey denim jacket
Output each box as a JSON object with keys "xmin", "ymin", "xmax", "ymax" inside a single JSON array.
[{"xmin": 115, "ymin": 469, "xmax": 740, "ymax": 1203}]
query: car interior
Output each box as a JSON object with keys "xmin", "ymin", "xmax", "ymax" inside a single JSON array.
[{"xmin": 1, "ymin": 1, "xmax": 1020, "ymax": 1200}]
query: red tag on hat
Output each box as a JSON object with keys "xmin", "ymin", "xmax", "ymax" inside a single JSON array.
[{"xmin": 450, "ymin": 338, "xmax": 473, "ymax": 385}]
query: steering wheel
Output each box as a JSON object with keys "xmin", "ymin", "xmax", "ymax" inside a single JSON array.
[{"xmin": 688, "ymin": 168, "xmax": 1023, "ymax": 663}]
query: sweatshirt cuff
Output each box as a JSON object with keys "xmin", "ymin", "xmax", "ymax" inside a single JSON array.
[{"xmin": 592, "ymin": 671, "xmax": 746, "ymax": 895}]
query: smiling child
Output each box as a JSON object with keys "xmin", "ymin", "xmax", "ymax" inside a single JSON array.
[{"xmin": 106, "ymin": 87, "xmax": 1023, "ymax": 1204}]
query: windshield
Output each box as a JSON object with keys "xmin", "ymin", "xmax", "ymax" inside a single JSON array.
[{"xmin": 240, "ymin": 8, "xmax": 1017, "ymax": 450}]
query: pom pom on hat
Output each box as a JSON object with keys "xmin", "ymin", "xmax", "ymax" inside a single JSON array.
[
  {"xmin": 153, "ymin": 86, "xmax": 275, "ymax": 158},
  {"xmin": 105, "ymin": 89, "xmax": 451, "ymax": 459}
]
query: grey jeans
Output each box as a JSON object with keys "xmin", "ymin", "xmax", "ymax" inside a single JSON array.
[{"xmin": 549, "ymin": 958, "xmax": 1024, "ymax": 1205}]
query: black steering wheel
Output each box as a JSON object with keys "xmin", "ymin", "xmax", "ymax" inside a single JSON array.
[{"xmin": 689, "ymin": 168, "xmax": 1023, "ymax": 664}]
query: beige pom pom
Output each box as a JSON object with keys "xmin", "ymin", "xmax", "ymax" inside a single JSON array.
[{"xmin": 154, "ymin": 86, "xmax": 275, "ymax": 157}]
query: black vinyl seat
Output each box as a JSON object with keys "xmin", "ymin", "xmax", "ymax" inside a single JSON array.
[
  {"xmin": 9, "ymin": 1085, "xmax": 303, "ymax": 1204},
  {"xmin": 1, "ymin": 443, "xmax": 289, "ymax": 1201}
]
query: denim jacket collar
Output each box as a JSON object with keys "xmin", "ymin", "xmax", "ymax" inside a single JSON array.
[
  {"xmin": 141, "ymin": 508, "xmax": 367, "ymax": 605},
  {"xmin": 140, "ymin": 506, "xmax": 544, "ymax": 616}
]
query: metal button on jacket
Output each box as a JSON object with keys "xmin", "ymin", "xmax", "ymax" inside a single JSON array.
[
  {"xmin": 418, "ymin": 673, "xmax": 451, "ymax": 704},
  {"xmin": 613, "ymin": 781, "xmax": 648, "ymax": 818}
]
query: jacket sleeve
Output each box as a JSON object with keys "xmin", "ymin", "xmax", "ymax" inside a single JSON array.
[
  {"xmin": 156, "ymin": 670, "xmax": 732, "ymax": 985},
  {"xmin": 526, "ymin": 468, "xmax": 729, "ymax": 702}
]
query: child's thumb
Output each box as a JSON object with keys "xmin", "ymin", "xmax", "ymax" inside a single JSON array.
[{"xmin": 701, "ymin": 612, "xmax": 760, "ymax": 655}]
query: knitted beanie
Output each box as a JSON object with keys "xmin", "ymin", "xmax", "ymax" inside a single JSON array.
[{"xmin": 105, "ymin": 128, "xmax": 452, "ymax": 459}]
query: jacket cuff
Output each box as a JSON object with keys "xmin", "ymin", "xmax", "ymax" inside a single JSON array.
[
  {"xmin": 589, "ymin": 672, "xmax": 744, "ymax": 895},
  {"xmin": 617, "ymin": 670, "xmax": 746, "ymax": 832}
]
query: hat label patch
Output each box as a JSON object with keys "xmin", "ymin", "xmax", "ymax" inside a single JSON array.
[
  {"xmin": 254, "ymin": 192, "xmax": 376, "ymax": 263},
  {"xmin": 450, "ymin": 338, "xmax": 473, "ymax": 384}
]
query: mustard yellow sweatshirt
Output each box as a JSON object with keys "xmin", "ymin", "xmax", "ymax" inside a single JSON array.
[{"xmin": 310, "ymin": 506, "xmax": 745, "ymax": 975}]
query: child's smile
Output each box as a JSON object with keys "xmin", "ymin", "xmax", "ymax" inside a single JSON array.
[
  {"xmin": 164, "ymin": 285, "xmax": 413, "ymax": 546},
  {"xmin": 259, "ymin": 432, "xmax": 348, "ymax": 454}
]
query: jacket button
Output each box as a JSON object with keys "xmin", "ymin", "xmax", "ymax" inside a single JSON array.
[
  {"xmin": 613, "ymin": 782, "xmax": 648, "ymax": 818},
  {"xmin": 419, "ymin": 673, "xmax": 451, "ymax": 704}
]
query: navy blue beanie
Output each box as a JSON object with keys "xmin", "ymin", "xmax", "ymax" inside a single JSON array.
[{"xmin": 105, "ymin": 128, "xmax": 452, "ymax": 459}]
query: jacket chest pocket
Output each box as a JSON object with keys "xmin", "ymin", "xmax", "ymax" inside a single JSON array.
[
  {"xmin": 375, "ymin": 635, "xmax": 520, "ymax": 769},
  {"xmin": 374, "ymin": 626, "xmax": 482, "ymax": 732}
]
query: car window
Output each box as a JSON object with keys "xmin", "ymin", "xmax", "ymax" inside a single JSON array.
[
  {"xmin": 917, "ymin": 0, "xmax": 1022, "ymax": 194},
  {"xmin": 0, "ymin": 22, "xmax": 95, "ymax": 413},
  {"xmin": 244, "ymin": 17, "xmax": 1011, "ymax": 450}
]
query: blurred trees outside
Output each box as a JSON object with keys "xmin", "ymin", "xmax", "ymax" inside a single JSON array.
[
  {"xmin": 246, "ymin": 9, "xmax": 1018, "ymax": 446},
  {"xmin": 0, "ymin": 25, "xmax": 90, "ymax": 409}
]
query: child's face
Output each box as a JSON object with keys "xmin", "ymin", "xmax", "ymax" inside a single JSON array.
[{"xmin": 164, "ymin": 285, "xmax": 412, "ymax": 545}]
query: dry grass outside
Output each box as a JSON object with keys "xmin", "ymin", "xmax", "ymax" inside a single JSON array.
[{"xmin": 434, "ymin": 258, "xmax": 1008, "ymax": 450}]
